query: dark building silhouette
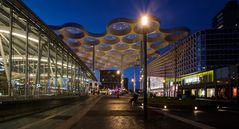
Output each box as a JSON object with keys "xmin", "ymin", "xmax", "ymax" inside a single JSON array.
[
  {"xmin": 123, "ymin": 78, "xmax": 128, "ymax": 90},
  {"xmin": 100, "ymin": 70, "xmax": 121, "ymax": 89},
  {"xmin": 212, "ymin": 0, "xmax": 239, "ymax": 29}
]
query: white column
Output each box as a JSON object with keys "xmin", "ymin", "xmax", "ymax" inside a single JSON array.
[{"xmin": 120, "ymin": 55, "xmax": 124, "ymax": 92}]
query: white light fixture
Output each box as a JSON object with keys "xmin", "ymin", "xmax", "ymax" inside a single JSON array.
[
  {"xmin": 164, "ymin": 105, "xmax": 167, "ymax": 109},
  {"xmin": 141, "ymin": 15, "xmax": 149, "ymax": 26},
  {"xmin": 116, "ymin": 70, "xmax": 120, "ymax": 75},
  {"xmin": 194, "ymin": 106, "xmax": 198, "ymax": 110}
]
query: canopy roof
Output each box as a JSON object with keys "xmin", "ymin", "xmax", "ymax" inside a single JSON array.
[{"xmin": 51, "ymin": 16, "xmax": 190, "ymax": 70}]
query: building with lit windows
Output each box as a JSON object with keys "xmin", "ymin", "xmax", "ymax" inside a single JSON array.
[
  {"xmin": 149, "ymin": 28, "xmax": 239, "ymax": 99},
  {"xmin": 0, "ymin": 1, "xmax": 96, "ymax": 96},
  {"xmin": 177, "ymin": 28, "xmax": 239, "ymax": 73},
  {"xmin": 100, "ymin": 70, "xmax": 121, "ymax": 89}
]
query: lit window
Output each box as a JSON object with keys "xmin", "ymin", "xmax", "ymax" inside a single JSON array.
[{"xmin": 217, "ymin": 25, "xmax": 224, "ymax": 29}]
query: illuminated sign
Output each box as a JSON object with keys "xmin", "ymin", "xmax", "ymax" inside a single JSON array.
[
  {"xmin": 149, "ymin": 76, "xmax": 164, "ymax": 90},
  {"xmin": 185, "ymin": 76, "xmax": 199, "ymax": 84}
]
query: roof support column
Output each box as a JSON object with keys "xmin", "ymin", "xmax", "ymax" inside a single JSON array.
[
  {"xmin": 8, "ymin": 8, "xmax": 13, "ymax": 97},
  {"xmin": 61, "ymin": 47, "xmax": 64, "ymax": 95},
  {"xmin": 92, "ymin": 45, "xmax": 95, "ymax": 74},
  {"xmin": 174, "ymin": 44, "xmax": 177, "ymax": 97},
  {"xmin": 55, "ymin": 42, "xmax": 58, "ymax": 96},
  {"xmin": 66, "ymin": 53, "xmax": 69, "ymax": 94},
  {"xmin": 133, "ymin": 65, "xmax": 136, "ymax": 93},
  {"xmin": 35, "ymin": 31, "xmax": 42, "ymax": 97},
  {"xmin": 24, "ymin": 20, "xmax": 29, "ymax": 97},
  {"xmin": 70, "ymin": 58, "xmax": 73, "ymax": 94},
  {"xmin": 92, "ymin": 45, "xmax": 96, "ymax": 92},
  {"xmin": 47, "ymin": 39, "xmax": 51, "ymax": 94},
  {"xmin": 73, "ymin": 61, "xmax": 76, "ymax": 93},
  {"xmin": 121, "ymin": 55, "xmax": 124, "ymax": 92},
  {"xmin": 77, "ymin": 65, "xmax": 80, "ymax": 94}
]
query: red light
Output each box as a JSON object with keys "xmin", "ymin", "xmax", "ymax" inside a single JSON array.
[{"xmin": 233, "ymin": 87, "xmax": 237, "ymax": 97}]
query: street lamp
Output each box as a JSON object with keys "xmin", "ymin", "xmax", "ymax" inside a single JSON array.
[
  {"xmin": 141, "ymin": 16, "xmax": 149, "ymax": 26},
  {"xmin": 141, "ymin": 15, "xmax": 148, "ymax": 120},
  {"xmin": 116, "ymin": 70, "xmax": 121, "ymax": 95},
  {"xmin": 116, "ymin": 70, "xmax": 120, "ymax": 75},
  {"xmin": 116, "ymin": 70, "xmax": 121, "ymax": 87}
]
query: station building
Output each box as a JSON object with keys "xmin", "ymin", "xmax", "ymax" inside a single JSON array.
[{"xmin": 0, "ymin": 1, "xmax": 96, "ymax": 96}]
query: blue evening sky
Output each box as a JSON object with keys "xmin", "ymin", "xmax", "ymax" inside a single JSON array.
[{"xmin": 22, "ymin": 0, "xmax": 230, "ymax": 89}]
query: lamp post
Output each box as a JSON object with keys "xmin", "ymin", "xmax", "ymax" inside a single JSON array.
[
  {"xmin": 131, "ymin": 78, "xmax": 135, "ymax": 92},
  {"xmin": 92, "ymin": 45, "xmax": 95, "ymax": 74},
  {"xmin": 141, "ymin": 15, "xmax": 148, "ymax": 120},
  {"xmin": 116, "ymin": 70, "xmax": 121, "ymax": 98},
  {"xmin": 120, "ymin": 55, "xmax": 124, "ymax": 92}
]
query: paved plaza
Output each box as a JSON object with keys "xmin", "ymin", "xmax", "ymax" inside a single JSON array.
[
  {"xmin": 71, "ymin": 96, "xmax": 199, "ymax": 129},
  {"xmin": 0, "ymin": 96, "xmax": 201, "ymax": 129}
]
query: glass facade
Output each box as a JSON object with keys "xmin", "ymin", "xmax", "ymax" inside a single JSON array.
[
  {"xmin": 0, "ymin": 1, "xmax": 96, "ymax": 97},
  {"xmin": 204, "ymin": 29, "xmax": 239, "ymax": 68}
]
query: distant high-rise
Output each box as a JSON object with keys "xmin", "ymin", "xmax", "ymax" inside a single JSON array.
[{"xmin": 212, "ymin": 0, "xmax": 239, "ymax": 29}]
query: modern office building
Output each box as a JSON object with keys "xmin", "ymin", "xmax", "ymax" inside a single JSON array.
[
  {"xmin": 148, "ymin": 1, "xmax": 239, "ymax": 99},
  {"xmin": 100, "ymin": 70, "xmax": 121, "ymax": 89},
  {"xmin": 0, "ymin": 0, "xmax": 96, "ymax": 96},
  {"xmin": 212, "ymin": 0, "xmax": 239, "ymax": 29},
  {"xmin": 177, "ymin": 28, "xmax": 239, "ymax": 73},
  {"xmin": 149, "ymin": 28, "xmax": 239, "ymax": 99}
]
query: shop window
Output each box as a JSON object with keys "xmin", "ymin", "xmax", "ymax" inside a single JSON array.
[
  {"xmin": 191, "ymin": 89, "xmax": 196, "ymax": 96},
  {"xmin": 198, "ymin": 89, "xmax": 205, "ymax": 97},
  {"xmin": 233, "ymin": 87, "xmax": 237, "ymax": 97},
  {"xmin": 207, "ymin": 88, "xmax": 215, "ymax": 98}
]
